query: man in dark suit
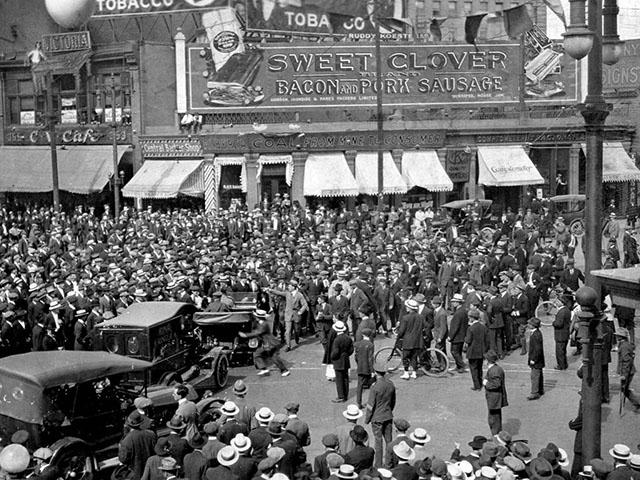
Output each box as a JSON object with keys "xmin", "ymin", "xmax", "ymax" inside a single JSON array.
[
  {"xmin": 32, "ymin": 317, "xmax": 46, "ymax": 351},
  {"xmin": 432, "ymin": 296, "xmax": 448, "ymax": 371},
  {"xmin": 284, "ymin": 402, "xmax": 310, "ymax": 447},
  {"xmin": 486, "ymin": 287, "xmax": 504, "ymax": 358},
  {"xmin": 448, "ymin": 294, "xmax": 469, "ymax": 373},
  {"xmin": 118, "ymin": 411, "xmax": 157, "ymax": 480},
  {"xmin": 331, "ymin": 320, "xmax": 354, "ymax": 403},
  {"xmin": 527, "ymin": 317, "xmax": 545, "ymax": 400},
  {"xmin": 559, "ymin": 259, "xmax": 584, "ymax": 292},
  {"xmin": 354, "ymin": 328, "xmax": 374, "ymax": 409},
  {"xmin": 396, "ymin": 299, "xmax": 424, "ymax": 380},
  {"xmin": 330, "ymin": 284, "xmax": 349, "ymax": 321},
  {"xmin": 483, "ymin": 350, "xmax": 508, "ymax": 435},
  {"xmin": 365, "ymin": 361, "xmax": 396, "ymax": 468},
  {"xmin": 344, "ymin": 425, "xmax": 375, "ymax": 474},
  {"xmin": 552, "ymin": 295, "xmax": 572, "ymax": 370},
  {"xmin": 512, "ymin": 286, "xmax": 530, "ymax": 355},
  {"xmin": 313, "ymin": 433, "xmax": 341, "ymax": 479},
  {"xmin": 73, "ymin": 310, "xmax": 91, "ymax": 351},
  {"xmin": 464, "ymin": 309, "xmax": 489, "ymax": 390}
]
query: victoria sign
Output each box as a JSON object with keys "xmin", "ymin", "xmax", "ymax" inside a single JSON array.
[{"xmin": 188, "ymin": 42, "xmax": 521, "ymax": 112}]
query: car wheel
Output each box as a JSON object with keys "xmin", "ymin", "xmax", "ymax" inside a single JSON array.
[
  {"xmin": 570, "ymin": 219, "xmax": 585, "ymax": 237},
  {"xmin": 213, "ymin": 353, "xmax": 229, "ymax": 388}
]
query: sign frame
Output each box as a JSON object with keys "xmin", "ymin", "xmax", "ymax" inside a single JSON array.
[{"xmin": 41, "ymin": 31, "xmax": 91, "ymax": 54}]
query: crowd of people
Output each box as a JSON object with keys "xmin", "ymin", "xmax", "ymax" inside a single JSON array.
[{"xmin": 0, "ymin": 197, "xmax": 638, "ymax": 480}]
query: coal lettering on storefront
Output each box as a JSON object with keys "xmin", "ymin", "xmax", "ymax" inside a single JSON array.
[
  {"xmin": 200, "ymin": 130, "xmax": 446, "ymax": 154},
  {"xmin": 188, "ymin": 43, "xmax": 521, "ymax": 112}
]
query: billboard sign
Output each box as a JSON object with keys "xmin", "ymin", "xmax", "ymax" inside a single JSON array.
[
  {"xmin": 188, "ymin": 42, "xmax": 522, "ymax": 112},
  {"xmin": 603, "ymin": 39, "xmax": 640, "ymax": 93},
  {"xmin": 93, "ymin": 0, "xmax": 228, "ymax": 18},
  {"xmin": 243, "ymin": 0, "xmax": 408, "ymax": 37}
]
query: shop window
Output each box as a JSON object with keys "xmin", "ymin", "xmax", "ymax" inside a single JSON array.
[
  {"xmin": 92, "ymin": 72, "xmax": 132, "ymax": 125},
  {"xmin": 448, "ymin": 0, "xmax": 458, "ymax": 13},
  {"xmin": 5, "ymin": 76, "xmax": 45, "ymax": 125},
  {"xmin": 432, "ymin": 0, "xmax": 441, "ymax": 15},
  {"xmin": 464, "ymin": 1, "xmax": 473, "ymax": 14}
]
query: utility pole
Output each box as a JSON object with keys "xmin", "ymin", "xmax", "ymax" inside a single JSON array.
[
  {"xmin": 46, "ymin": 73, "xmax": 60, "ymax": 212},
  {"xmin": 375, "ymin": 0, "xmax": 384, "ymax": 211}
]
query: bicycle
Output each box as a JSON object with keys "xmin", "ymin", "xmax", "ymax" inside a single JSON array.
[
  {"xmin": 534, "ymin": 295, "xmax": 564, "ymax": 327},
  {"xmin": 374, "ymin": 339, "xmax": 450, "ymax": 378}
]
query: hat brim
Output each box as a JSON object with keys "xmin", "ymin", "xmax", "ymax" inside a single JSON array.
[
  {"xmin": 609, "ymin": 448, "xmax": 630, "ymax": 461},
  {"xmin": 342, "ymin": 411, "xmax": 363, "ymax": 420},
  {"xmin": 409, "ymin": 433, "xmax": 431, "ymax": 444}
]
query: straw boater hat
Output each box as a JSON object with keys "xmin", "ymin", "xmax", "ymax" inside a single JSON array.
[
  {"xmin": 342, "ymin": 404, "xmax": 363, "ymax": 420},
  {"xmin": 393, "ymin": 441, "xmax": 416, "ymax": 462},
  {"xmin": 254, "ymin": 407, "xmax": 275, "ymax": 425},
  {"xmin": 217, "ymin": 445, "xmax": 239, "ymax": 467},
  {"xmin": 409, "ymin": 428, "xmax": 431, "ymax": 445},
  {"xmin": 220, "ymin": 401, "xmax": 240, "ymax": 416},
  {"xmin": 404, "ymin": 299, "xmax": 419, "ymax": 310},
  {"xmin": 609, "ymin": 444, "xmax": 631, "ymax": 461},
  {"xmin": 231, "ymin": 433, "xmax": 252, "ymax": 453},
  {"xmin": 333, "ymin": 320, "xmax": 347, "ymax": 333}
]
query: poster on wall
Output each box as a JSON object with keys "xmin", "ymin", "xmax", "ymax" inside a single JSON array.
[
  {"xmin": 243, "ymin": 0, "xmax": 410, "ymax": 38},
  {"xmin": 603, "ymin": 38, "xmax": 640, "ymax": 94},
  {"xmin": 93, "ymin": 0, "xmax": 229, "ymax": 17},
  {"xmin": 188, "ymin": 42, "xmax": 521, "ymax": 111}
]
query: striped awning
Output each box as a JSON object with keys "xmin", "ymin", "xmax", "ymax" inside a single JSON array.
[
  {"xmin": 303, "ymin": 153, "xmax": 359, "ymax": 197},
  {"xmin": 355, "ymin": 152, "xmax": 408, "ymax": 195},
  {"xmin": 580, "ymin": 142, "xmax": 640, "ymax": 183},
  {"xmin": 401, "ymin": 150, "xmax": 453, "ymax": 192},
  {"xmin": 0, "ymin": 145, "xmax": 125, "ymax": 194},
  {"xmin": 122, "ymin": 160, "xmax": 204, "ymax": 198},
  {"xmin": 477, "ymin": 145, "xmax": 544, "ymax": 187}
]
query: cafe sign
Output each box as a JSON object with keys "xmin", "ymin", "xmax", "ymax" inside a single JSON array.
[
  {"xmin": 139, "ymin": 137, "xmax": 204, "ymax": 158},
  {"xmin": 188, "ymin": 42, "xmax": 521, "ymax": 112},
  {"xmin": 42, "ymin": 31, "xmax": 91, "ymax": 53},
  {"xmin": 4, "ymin": 125, "xmax": 131, "ymax": 145}
]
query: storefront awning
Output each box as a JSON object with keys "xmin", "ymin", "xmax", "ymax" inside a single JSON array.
[
  {"xmin": 355, "ymin": 152, "xmax": 408, "ymax": 195},
  {"xmin": 401, "ymin": 150, "xmax": 453, "ymax": 192},
  {"xmin": 303, "ymin": 153, "xmax": 359, "ymax": 197},
  {"xmin": 122, "ymin": 160, "xmax": 203, "ymax": 199},
  {"xmin": 0, "ymin": 146, "xmax": 125, "ymax": 194},
  {"xmin": 477, "ymin": 146, "xmax": 544, "ymax": 187},
  {"xmin": 580, "ymin": 142, "xmax": 640, "ymax": 183},
  {"xmin": 214, "ymin": 156, "xmax": 247, "ymax": 193}
]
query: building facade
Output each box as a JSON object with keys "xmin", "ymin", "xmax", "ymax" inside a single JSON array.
[{"xmin": 1, "ymin": 0, "xmax": 639, "ymax": 214}]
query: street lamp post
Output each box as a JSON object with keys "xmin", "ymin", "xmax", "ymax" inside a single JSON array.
[
  {"xmin": 563, "ymin": 0, "xmax": 623, "ymax": 467},
  {"xmin": 108, "ymin": 73, "xmax": 121, "ymax": 222}
]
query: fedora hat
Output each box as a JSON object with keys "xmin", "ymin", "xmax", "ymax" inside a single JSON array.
[
  {"xmin": 512, "ymin": 442, "xmax": 532, "ymax": 462},
  {"xmin": 529, "ymin": 458, "xmax": 553, "ymax": 480},
  {"xmin": 126, "ymin": 411, "xmax": 145, "ymax": 428},
  {"xmin": 220, "ymin": 401, "xmax": 240, "ymax": 417},
  {"xmin": 267, "ymin": 446, "xmax": 286, "ymax": 463},
  {"xmin": 342, "ymin": 404, "xmax": 363, "ymax": 420},
  {"xmin": 349, "ymin": 425, "xmax": 368, "ymax": 444},
  {"xmin": 232, "ymin": 380, "xmax": 248, "ymax": 396},
  {"xmin": 333, "ymin": 320, "xmax": 347, "ymax": 333},
  {"xmin": 503, "ymin": 455, "xmax": 526, "ymax": 472},
  {"xmin": 166, "ymin": 415, "xmax": 186, "ymax": 431},
  {"xmin": 266, "ymin": 420, "xmax": 283, "ymax": 437},
  {"xmin": 409, "ymin": 428, "xmax": 431, "ymax": 445},
  {"xmin": 393, "ymin": 441, "xmax": 416, "ymax": 461},
  {"xmin": 158, "ymin": 457, "xmax": 178, "ymax": 471},
  {"xmin": 609, "ymin": 444, "xmax": 631, "ymax": 461},
  {"xmin": 188, "ymin": 432, "xmax": 207, "ymax": 450},
  {"xmin": 217, "ymin": 445, "xmax": 239, "ymax": 467},
  {"xmin": 337, "ymin": 464, "xmax": 358, "ymax": 479},
  {"xmin": 154, "ymin": 437, "xmax": 171, "ymax": 456},
  {"xmin": 231, "ymin": 433, "xmax": 252, "ymax": 453},
  {"xmin": 255, "ymin": 407, "xmax": 275, "ymax": 424},
  {"xmin": 469, "ymin": 435, "xmax": 488, "ymax": 450}
]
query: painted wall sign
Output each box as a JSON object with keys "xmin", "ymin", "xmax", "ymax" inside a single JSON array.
[
  {"xmin": 41, "ymin": 31, "xmax": 91, "ymax": 53},
  {"xmin": 603, "ymin": 39, "xmax": 640, "ymax": 93},
  {"xmin": 188, "ymin": 42, "xmax": 523, "ymax": 112},
  {"xmin": 446, "ymin": 149, "xmax": 471, "ymax": 183},
  {"xmin": 4, "ymin": 125, "xmax": 132, "ymax": 145},
  {"xmin": 139, "ymin": 137, "xmax": 204, "ymax": 158},
  {"xmin": 92, "ymin": 0, "xmax": 228, "ymax": 17}
]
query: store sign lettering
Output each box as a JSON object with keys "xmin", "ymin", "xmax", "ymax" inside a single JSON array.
[
  {"xmin": 140, "ymin": 138, "xmax": 203, "ymax": 158},
  {"xmin": 93, "ymin": 0, "xmax": 227, "ymax": 17},
  {"xmin": 446, "ymin": 150, "xmax": 471, "ymax": 183},
  {"xmin": 188, "ymin": 43, "xmax": 520, "ymax": 112},
  {"xmin": 603, "ymin": 39, "xmax": 640, "ymax": 92},
  {"xmin": 4, "ymin": 126, "xmax": 130, "ymax": 145},
  {"xmin": 41, "ymin": 32, "xmax": 91, "ymax": 53}
]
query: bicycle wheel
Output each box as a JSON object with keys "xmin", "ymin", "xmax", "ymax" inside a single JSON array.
[
  {"xmin": 535, "ymin": 300, "xmax": 559, "ymax": 326},
  {"xmin": 421, "ymin": 347, "xmax": 450, "ymax": 378},
  {"xmin": 374, "ymin": 346, "xmax": 402, "ymax": 372}
]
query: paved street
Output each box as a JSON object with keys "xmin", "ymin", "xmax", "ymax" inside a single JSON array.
[{"xmin": 218, "ymin": 325, "xmax": 640, "ymax": 465}]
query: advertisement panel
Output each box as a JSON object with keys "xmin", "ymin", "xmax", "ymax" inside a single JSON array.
[
  {"xmin": 603, "ymin": 39, "xmax": 640, "ymax": 93},
  {"xmin": 188, "ymin": 42, "xmax": 522, "ymax": 111},
  {"xmin": 243, "ymin": 0, "xmax": 408, "ymax": 37},
  {"xmin": 92, "ymin": 0, "xmax": 228, "ymax": 18}
]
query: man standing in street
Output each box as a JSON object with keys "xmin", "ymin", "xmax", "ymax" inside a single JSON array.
[
  {"xmin": 432, "ymin": 296, "xmax": 448, "ymax": 372},
  {"xmin": 616, "ymin": 327, "xmax": 640, "ymax": 410},
  {"xmin": 119, "ymin": 411, "xmax": 157, "ymax": 480},
  {"xmin": 268, "ymin": 279, "xmax": 308, "ymax": 351},
  {"xmin": 449, "ymin": 294, "xmax": 469, "ymax": 373},
  {"xmin": 365, "ymin": 361, "xmax": 396, "ymax": 468},
  {"xmin": 331, "ymin": 320, "xmax": 354, "ymax": 403},
  {"xmin": 464, "ymin": 309, "xmax": 489, "ymax": 390},
  {"xmin": 527, "ymin": 317, "xmax": 545, "ymax": 400},
  {"xmin": 552, "ymin": 295, "xmax": 572, "ymax": 370},
  {"xmin": 397, "ymin": 299, "xmax": 424, "ymax": 380},
  {"xmin": 483, "ymin": 350, "xmax": 507, "ymax": 435}
]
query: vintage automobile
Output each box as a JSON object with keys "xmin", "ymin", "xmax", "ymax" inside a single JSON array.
[
  {"xmin": 0, "ymin": 351, "xmax": 151, "ymax": 478},
  {"xmin": 93, "ymin": 302, "xmax": 229, "ymax": 391},
  {"xmin": 548, "ymin": 194, "xmax": 611, "ymax": 237},
  {"xmin": 193, "ymin": 292, "xmax": 260, "ymax": 367},
  {"xmin": 441, "ymin": 198, "xmax": 497, "ymax": 242}
]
